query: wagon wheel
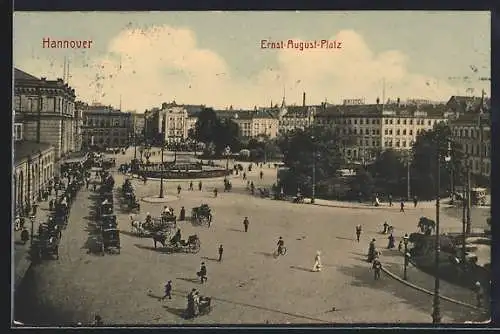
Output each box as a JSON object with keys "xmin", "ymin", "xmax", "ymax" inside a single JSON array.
[{"xmin": 191, "ymin": 239, "xmax": 201, "ymax": 253}]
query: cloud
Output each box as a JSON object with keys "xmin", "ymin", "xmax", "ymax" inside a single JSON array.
[{"xmin": 14, "ymin": 27, "xmax": 489, "ymax": 111}]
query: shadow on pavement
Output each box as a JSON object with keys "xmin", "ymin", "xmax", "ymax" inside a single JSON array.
[
  {"xmin": 162, "ymin": 305, "xmax": 187, "ymax": 319},
  {"xmin": 337, "ymin": 263, "xmax": 484, "ymax": 323},
  {"xmin": 336, "ymin": 236, "xmax": 354, "ymax": 241},
  {"xmin": 226, "ymin": 228, "xmax": 243, "ymax": 233},
  {"xmin": 134, "ymin": 243, "xmax": 175, "ymax": 254},
  {"xmin": 176, "ymin": 277, "xmax": 201, "ymax": 284},
  {"xmin": 120, "ymin": 230, "xmax": 143, "ymax": 238},
  {"xmin": 290, "ymin": 265, "xmax": 312, "ymax": 272},
  {"xmin": 201, "ymin": 256, "xmax": 219, "ymax": 262},
  {"xmin": 254, "ymin": 251, "xmax": 275, "ymax": 258}
]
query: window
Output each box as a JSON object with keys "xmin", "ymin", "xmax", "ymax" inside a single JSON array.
[
  {"xmin": 396, "ymin": 140, "xmax": 400, "ymax": 147},
  {"xmin": 354, "ymin": 119, "xmax": 357, "ymax": 124},
  {"xmin": 14, "ymin": 96, "xmax": 21, "ymax": 110},
  {"xmin": 409, "ymin": 119, "xmax": 413, "ymax": 125},
  {"xmin": 385, "ymin": 119, "xmax": 388, "ymax": 124},
  {"xmin": 384, "ymin": 141, "xmax": 388, "ymax": 147},
  {"xmin": 365, "ymin": 129, "xmax": 369, "ymax": 135},
  {"xmin": 14, "ymin": 123, "xmax": 22, "ymax": 141},
  {"xmin": 365, "ymin": 140, "xmax": 369, "ymax": 146},
  {"xmin": 390, "ymin": 119, "xmax": 393, "ymax": 124},
  {"xmin": 372, "ymin": 129, "xmax": 376, "ymax": 135},
  {"xmin": 403, "ymin": 129, "xmax": 406, "ymax": 135},
  {"xmin": 372, "ymin": 119, "xmax": 376, "ymax": 124},
  {"xmin": 376, "ymin": 129, "xmax": 380, "ymax": 135},
  {"xmin": 360, "ymin": 119, "xmax": 364, "ymax": 125},
  {"xmin": 354, "ymin": 129, "xmax": 357, "ymax": 134},
  {"xmin": 397, "ymin": 119, "xmax": 400, "ymax": 125},
  {"xmin": 389, "ymin": 129, "xmax": 393, "ymax": 135},
  {"xmin": 385, "ymin": 129, "xmax": 388, "ymax": 135},
  {"xmin": 428, "ymin": 120, "xmax": 431, "ymax": 126},
  {"xmin": 396, "ymin": 129, "xmax": 400, "ymax": 135},
  {"xmin": 372, "ymin": 140, "xmax": 376, "ymax": 146},
  {"xmin": 409, "ymin": 130, "xmax": 413, "ymax": 136},
  {"xmin": 402, "ymin": 141, "xmax": 406, "ymax": 147}
]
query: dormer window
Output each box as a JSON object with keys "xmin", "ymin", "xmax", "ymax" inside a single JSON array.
[{"xmin": 14, "ymin": 123, "xmax": 23, "ymax": 141}]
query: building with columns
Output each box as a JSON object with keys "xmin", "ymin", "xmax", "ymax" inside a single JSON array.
[
  {"xmin": 144, "ymin": 102, "xmax": 191, "ymax": 144},
  {"xmin": 13, "ymin": 141, "xmax": 55, "ymax": 215},
  {"xmin": 81, "ymin": 104, "xmax": 133, "ymax": 149},
  {"xmin": 14, "ymin": 68, "xmax": 77, "ymax": 160}
]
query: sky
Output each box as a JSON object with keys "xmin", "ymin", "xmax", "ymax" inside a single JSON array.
[{"xmin": 13, "ymin": 11, "xmax": 490, "ymax": 112}]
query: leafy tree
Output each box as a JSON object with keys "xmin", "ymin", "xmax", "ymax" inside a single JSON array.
[
  {"xmin": 370, "ymin": 149, "xmax": 407, "ymax": 196},
  {"xmin": 194, "ymin": 108, "xmax": 241, "ymax": 155},
  {"xmin": 213, "ymin": 119, "xmax": 240, "ymax": 153},
  {"xmin": 410, "ymin": 123, "xmax": 464, "ymax": 200},
  {"xmin": 349, "ymin": 168, "xmax": 375, "ymax": 198},
  {"xmin": 279, "ymin": 125, "xmax": 344, "ymax": 196}
]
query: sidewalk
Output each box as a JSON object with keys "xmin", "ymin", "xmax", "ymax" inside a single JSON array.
[
  {"xmin": 379, "ymin": 250, "xmax": 490, "ymax": 315},
  {"xmin": 309, "ymin": 198, "xmax": 454, "ymax": 211},
  {"xmin": 13, "ymin": 194, "xmax": 57, "ymax": 289}
]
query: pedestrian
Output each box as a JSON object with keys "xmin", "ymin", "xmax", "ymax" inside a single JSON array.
[
  {"xmin": 189, "ymin": 181, "xmax": 194, "ymax": 191},
  {"xmin": 312, "ymin": 251, "xmax": 322, "ymax": 272},
  {"xmin": 243, "ymin": 172, "xmax": 246, "ymax": 180},
  {"xmin": 400, "ymin": 199, "xmax": 405, "ymax": 213},
  {"xmin": 383, "ymin": 221, "xmax": 389, "ymax": 234},
  {"xmin": 32, "ymin": 204, "xmax": 38, "ymax": 216},
  {"xmin": 177, "ymin": 185, "xmax": 182, "ymax": 195},
  {"xmin": 85, "ymin": 179, "xmax": 89, "ymax": 189},
  {"xmin": 143, "ymin": 176, "xmax": 147, "ymax": 185},
  {"xmin": 213, "ymin": 188, "xmax": 218, "ymax": 198},
  {"xmin": 243, "ymin": 217, "xmax": 249, "ymax": 232},
  {"xmin": 93, "ymin": 183, "xmax": 97, "ymax": 191},
  {"xmin": 161, "ymin": 280, "xmax": 172, "ymax": 300},
  {"xmin": 49, "ymin": 199, "xmax": 54, "ymax": 211},
  {"xmin": 180, "ymin": 206, "xmax": 186, "ymax": 221},
  {"xmin": 398, "ymin": 240, "xmax": 403, "ymax": 252},
  {"xmin": 387, "ymin": 233, "xmax": 395, "ymax": 249},
  {"xmin": 388, "ymin": 194, "xmax": 393, "ymax": 207},
  {"xmin": 198, "ymin": 181, "xmax": 202, "ymax": 191},
  {"xmin": 260, "ymin": 170, "xmax": 263, "ymax": 180},
  {"xmin": 372, "ymin": 258, "xmax": 382, "ymax": 280},
  {"xmin": 197, "ymin": 262, "xmax": 207, "ymax": 283},
  {"xmin": 474, "ymin": 281, "xmax": 484, "ymax": 307},
  {"xmin": 413, "ymin": 195, "xmax": 418, "ymax": 208},
  {"xmin": 92, "ymin": 315, "xmax": 103, "ymax": 326},
  {"xmin": 218, "ymin": 244, "xmax": 224, "ymax": 261},
  {"xmin": 355, "ymin": 225, "xmax": 362, "ymax": 242}
]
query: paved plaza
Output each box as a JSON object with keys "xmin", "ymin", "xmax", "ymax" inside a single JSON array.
[{"xmin": 14, "ymin": 148, "xmax": 488, "ymax": 325}]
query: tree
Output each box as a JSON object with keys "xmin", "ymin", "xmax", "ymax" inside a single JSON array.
[
  {"xmin": 214, "ymin": 119, "xmax": 240, "ymax": 153},
  {"xmin": 370, "ymin": 149, "xmax": 407, "ymax": 196},
  {"xmin": 279, "ymin": 125, "xmax": 344, "ymax": 196},
  {"xmin": 410, "ymin": 123, "xmax": 464, "ymax": 200},
  {"xmin": 194, "ymin": 108, "xmax": 241, "ymax": 155}
]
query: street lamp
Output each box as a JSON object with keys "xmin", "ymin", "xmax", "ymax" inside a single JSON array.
[
  {"xmin": 224, "ymin": 146, "xmax": 231, "ymax": 172},
  {"xmin": 311, "ymin": 136, "xmax": 316, "ymax": 204},
  {"xmin": 134, "ymin": 133, "xmax": 137, "ymax": 160},
  {"xmin": 403, "ymin": 233, "xmax": 409, "ymax": 280},
  {"xmin": 159, "ymin": 144, "xmax": 166, "ymax": 198},
  {"xmin": 432, "ymin": 138, "xmax": 452, "ymax": 324},
  {"xmin": 30, "ymin": 215, "xmax": 35, "ymax": 246}
]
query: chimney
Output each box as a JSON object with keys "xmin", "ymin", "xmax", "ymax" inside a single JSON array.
[
  {"xmin": 397, "ymin": 97, "xmax": 400, "ymax": 106},
  {"xmin": 303, "ymin": 92, "xmax": 306, "ymax": 107},
  {"xmin": 376, "ymin": 97, "xmax": 380, "ymax": 104}
]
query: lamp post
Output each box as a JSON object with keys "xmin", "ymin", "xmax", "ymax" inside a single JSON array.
[
  {"xmin": 224, "ymin": 146, "xmax": 231, "ymax": 172},
  {"xmin": 432, "ymin": 139, "xmax": 451, "ymax": 324},
  {"xmin": 311, "ymin": 136, "xmax": 316, "ymax": 204},
  {"xmin": 159, "ymin": 144, "xmax": 165, "ymax": 198},
  {"xmin": 403, "ymin": 233, "xmax": 409, "ymax": 280},
  {"xmin": 134, "ymin": 133, "xmax": 137, "ymax": 160},
  {"xmin": 30, "ymin": 216, "xmax": 35, "ymax": 246}
]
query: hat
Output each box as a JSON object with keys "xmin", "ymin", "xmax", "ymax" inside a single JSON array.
[
  {"xmin": 372, "ymin": 238, "xmax": 376, "ymax": 242},
  {"xmin": 192, "ymin": 288, "xmax": 196, "ymax": 292},
  {"xmin": 201, "ymin": 262, "xmax": 205, "ymax": 265},
  {"xmin": 475, "ymin": 281, "xmax": 481, "ymax": 286},
  {"xmin": 168, "ymin": 280, "xmax": 172, "ymax": 283}
]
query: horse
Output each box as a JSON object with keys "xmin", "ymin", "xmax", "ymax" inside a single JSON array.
[
  {"xmin": 152, "ymin": 232, "xmax": 168, "ymax": 248},
  {"xmin": 130, "ymin": 215, "xmax": 144, "ymax": 234}
]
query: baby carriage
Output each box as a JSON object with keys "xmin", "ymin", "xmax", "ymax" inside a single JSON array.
[{"xmin": 198, "ymin": 296, "xmax": 212, "ymax": 315}]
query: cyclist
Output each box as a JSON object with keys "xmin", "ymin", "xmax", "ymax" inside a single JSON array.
[{"xmin": 277, "ymin": 237, "xmax": 285, "ymax": 255}]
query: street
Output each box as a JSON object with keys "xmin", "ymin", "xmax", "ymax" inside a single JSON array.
[{"xmin": 14, "ymin": 148, "xmax": 487, "ymax": 325}]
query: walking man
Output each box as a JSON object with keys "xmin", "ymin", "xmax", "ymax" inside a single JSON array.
[
  {"xmin": 161, "ymin": 280, "xmax": 172, "ymax": 300},
  {"xmin": 474, "ymin": 281, "xmax": 484, "ymax": 307},
  {"xmin": 177, "ymin": 185, "xmax": 182, "ymax": 195},
  {"xmin": 400, "ymin": 199, "xmax": 405, "ymax": 213},
  {"xmin": 388, "ymin": 194, "xmax": 393, "ymax": 207},
  {"xmin": 198, "ymin": 181, "xmax": 202, "ymax": 191},
  {"xmin": 260, "ymin": 170, "xmax": 263, "ymax": 180},
  {"xmin": 218, "ymin": 245, "xmax": 224, "ymax": 262},
  {"xmin": 373, "ymin": 258, "xmax": 382, "ymax": 280},
  {"xmin": 189, "ymin": 181, "xmax": 194, "ymax": 191},
  {"xmin": 413, "ymin": 195, "xmax": 418, "ymax": 208},
  {"xmin": 355, "ymin": 225, "xmax": 362, "ymax": 242},
  {"xmin": 197, "ymin": 262, "xmax": 207, "ymax": 283},
  {"xmin": 243, "ymin": 217, "xmax": 249, "ymax": 232}
]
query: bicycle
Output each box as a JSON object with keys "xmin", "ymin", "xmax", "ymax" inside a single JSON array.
[{"xmin": 273, "ymin": 246, "xmax": 287, "ymax": 257}]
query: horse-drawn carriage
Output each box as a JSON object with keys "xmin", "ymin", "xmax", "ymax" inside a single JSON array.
[
  {"xmin": 191, "ymin": 204, "xmax": 212, "ymax": 226},
  {"xmin": 33, "ymin": 227, "xmax": 60, "ymax": 260},
  {"xmin": 102, "ymin": 157, "xmax": 116, "ymax": 169},
  {"xmin": 417, "ymin": 217, "xmax": 436, "ymax": 236},
  {"xmin": 96, "ymin": 228, "xmax": 121, "ymax": 255},
  {"xmin": 54, "ymin": 202, "xmax": 69, "ymax": 226},
  {"xmin": 131, "ymin": 216, "xmax": 175, "ymax": 237},
  {"xmin": 98, "ymin": 202, "xmax": 114, "ymax": 218},
  {"xmin": 122, "ymin": 179, "xmax": 134, "ymax": 194},
  {"xmin": 127, "ymin": 195, "xmax": 140, "ymax": 211},
  {"xmin": 161, "ymin": 212, "xmax": 177, "ymax": 224},
  {"xmin": 152, "ymin": 229, "xmax": 201, "ymax": 253},
  {"xmin": 98, "ymin": 214, "xmax": 118, "ymax": 231}
]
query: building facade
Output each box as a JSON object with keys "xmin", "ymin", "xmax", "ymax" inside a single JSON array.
[
  {"xmin": 81, "ymin": 104, "xmax": 133, "ymax": 148},
  {"xmin": 450, "ymin": 112, "xmax": 491, "ymax": 180},
  {"xmin": 315, "ymin": 101, "xmax": 448, "ymax": 162},
  {"xmin": 14, "ymin": 68, "xmax": 77, "ymax": 160},
  {"xmin": 13, "ymin": 141, "xmax": 55, "ymax": 215},
  {"xmin": 215, "ymin": 109, "xmax": 279, "ymax": 139},
  {"xmin": 130, "ymin": 112, "xmax": 145, "ymax": 135}
]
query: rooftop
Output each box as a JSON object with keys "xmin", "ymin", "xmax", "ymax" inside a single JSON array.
[
  {"xmin": 14, "ymin": 141, "xmax": 53, "ymax": 166},
  {"xmin": 14, "ymin": 68, "xmax": 40, "ymax": 81}
]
